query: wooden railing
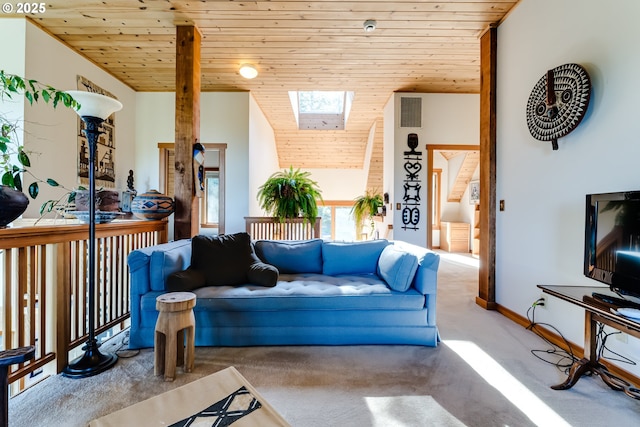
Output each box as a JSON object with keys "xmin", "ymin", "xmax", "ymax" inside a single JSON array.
[
  {"xmin": 245, "ymin": 217, "xmax": 321, "ymax": 240},
  {"xmin": 0, "ymin": 219, "xmax": 167, "ymax": 390}
]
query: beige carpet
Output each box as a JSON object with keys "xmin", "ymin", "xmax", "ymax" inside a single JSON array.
[{"xmin": 9, "ymin": 252, "xmax": 640, "ymax": 426}]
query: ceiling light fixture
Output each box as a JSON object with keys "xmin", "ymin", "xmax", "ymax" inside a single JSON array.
[
  {"xmin": 239, "ymin": 64, "xmax": 258, "ymax": 79},
  {"xmin": 363, "ymin": 19, "xmax": 377, "ymax": 33}
]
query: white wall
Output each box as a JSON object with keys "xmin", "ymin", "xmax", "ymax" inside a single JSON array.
[
  {"xmin": 497, "ymin": 0, "xmax": 640, "ymax": 376},
  {"xmin": 306, "ymin": 169, "xmax": 366, "ymax": 202},
  {"xmin": 134, "ymin": 92, "xmax": 174, "ymax": 193},
  {"xmin": 1, "ymin": 19, "xmax": 26, "ymax": 125},
  {"xmin": 249, "ymin": 94, "xmax": 279, "ymax": 215},
  {"xmin": 387, "ymin": 93, "xmax": 479, "ymax": 247},
  {"xmin": 136, "ymin": 92, "xmax": 251, "ymax": 234},
  {"xmin": 15, "ymin": 21, "xmax": 136, "ymax": 218}
]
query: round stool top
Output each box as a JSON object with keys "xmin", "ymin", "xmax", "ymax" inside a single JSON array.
[{"xmin": 156, "ymin": 292, "xmax": 197, "ymax": 312}]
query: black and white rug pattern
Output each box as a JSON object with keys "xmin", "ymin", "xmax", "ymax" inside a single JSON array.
[{"xmin": 170, "ymin": 386, "xmax": 262, "ymax": 427}]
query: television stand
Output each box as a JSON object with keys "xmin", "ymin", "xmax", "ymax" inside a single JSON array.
[{"xmin": 538, "ymin": 285, "xmax": 640, "ymax": 399}]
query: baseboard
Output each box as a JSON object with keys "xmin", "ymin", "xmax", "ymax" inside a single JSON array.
[
  {"xmin": 475, "ymin": 296, "xmax": 498, "ymax": 310},
  {"xmin": 496, "ymin": 303, "xmax": 640, "ymax": 388}
]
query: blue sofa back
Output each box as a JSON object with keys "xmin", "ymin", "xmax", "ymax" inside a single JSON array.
[{"xmin": 129, "ymin": 237, "xmax": 439, "ymax": 297}]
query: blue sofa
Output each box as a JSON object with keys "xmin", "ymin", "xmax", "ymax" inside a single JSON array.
[{"xmin": 127, "ymin": 236, "xmax": 440, "ymax": 349}]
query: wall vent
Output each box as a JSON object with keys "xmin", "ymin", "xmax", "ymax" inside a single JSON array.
[{"xmin": 400, "ymin": 97, "xmax": 422, "ymax": 128}]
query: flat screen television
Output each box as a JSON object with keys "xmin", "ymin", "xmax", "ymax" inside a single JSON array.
[{"xmin": 584, "ymin": 191, "xmax": 640, "ymax": 299}]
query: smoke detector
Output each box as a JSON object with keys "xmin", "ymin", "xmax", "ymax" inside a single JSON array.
[{"xmin": 363, "ymin": 19, "xmax": 377, "ymax": 33}]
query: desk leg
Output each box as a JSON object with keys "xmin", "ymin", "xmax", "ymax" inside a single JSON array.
[
  {"xmin": 551, "ymin": 357, "xmax": 594, "ymax": 390},
  {"xmin": 551, "ymin": 310, "xmax": 598, "ymax": 390}
]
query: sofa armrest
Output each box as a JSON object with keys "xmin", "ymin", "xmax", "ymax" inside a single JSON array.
[
  {"xmin": 128, "ymin": 246, "xmax": 154, "ymax": 296},
  {"xmin": 388, "ymin": 241, "xmax": 440, "ymax": 294},
  {"xmin": 167, "ymin": 268, "xmax": 207, "ymax": 292},
  {"xmin": 127, "ymin": 239, "xmax": 192, "ymax": 295},
  {"xmin": 413, "ymin": 251, "xmax": 440, "ymax": 295}
]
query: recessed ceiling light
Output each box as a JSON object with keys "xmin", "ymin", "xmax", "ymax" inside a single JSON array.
[
  {"xmin": 239, "ymin": 64, "xmax": 258, "ymax": 79},
  {"xmin": 363, "ymin": 19, "xmax": 377, "ymax": 33}
]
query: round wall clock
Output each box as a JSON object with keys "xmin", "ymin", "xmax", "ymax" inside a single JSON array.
[{"xmin": 526, "ymin": 63, "xmax": 591, "ymax": 150}]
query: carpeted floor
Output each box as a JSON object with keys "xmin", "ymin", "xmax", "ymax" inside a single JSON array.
[{"xmin": 9, "ymin": 251, "xmax": 640, "ymax": 426}]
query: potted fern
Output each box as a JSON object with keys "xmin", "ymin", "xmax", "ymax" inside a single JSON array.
[
  {"xmin": 351, "ymin": 189, "xmax": 383, "ymax": 239},
  {"xmin": 257, "ymin": 166, "xmax": 323, "ymax": 225}
]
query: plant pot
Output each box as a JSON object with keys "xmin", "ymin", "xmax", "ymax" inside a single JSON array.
[
  {"xmin": 0, "ymin": 185, "xmax": 29, "ymax": 228},
  {"xmin": 131, "ymin": 190, "xmax": 174, "ymax": 220}
]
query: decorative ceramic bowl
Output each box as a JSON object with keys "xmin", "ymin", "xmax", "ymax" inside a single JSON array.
[
  {"xmin": 131, "ymin": 190, "xmax": 174, "ymax": 220},
  {"xmin": 0, "ymin": 185, "xmax": 29, "ymax": 228},
  {"xmin": 68, "ymin": 211, "xmax": 125, "ymax": 224}
]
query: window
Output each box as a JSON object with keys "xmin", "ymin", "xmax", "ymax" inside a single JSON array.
[
  {"xmin": 319, "ymin": 201, "xmax": 357, "ymax": 241},
  {"xmin": 289, "ymin": 91, "xmax": 354, "ymax": 130},
  {"xmin": 202, "ymin": 168, "xmax": 220, "ymax": 226}
]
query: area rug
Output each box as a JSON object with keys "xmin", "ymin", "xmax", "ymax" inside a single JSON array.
[{"xmin": 89, "ymin": 366, "xmax": 290, "ymax": 427}]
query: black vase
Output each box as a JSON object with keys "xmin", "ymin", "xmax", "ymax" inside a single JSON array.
[{"xmin": 0, "ymin": 185, "xmax": 29, "ymax": 228}]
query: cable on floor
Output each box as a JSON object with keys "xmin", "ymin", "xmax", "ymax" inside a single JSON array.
[{"xmin": 526, "ymin": 302, "xmax": 579, "ymax": 375}]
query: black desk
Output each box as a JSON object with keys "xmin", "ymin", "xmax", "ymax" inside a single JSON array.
[{"xmin": 538, "ymin": 285, "xmax": 640, "ymax": 399}]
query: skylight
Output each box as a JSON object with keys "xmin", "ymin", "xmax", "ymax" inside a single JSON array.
[
  {"xmin": 299, "ymin": 91, "xmax": 344, "ymax": 114},
  {"xmin": 289, "ymin": 90, "xmax": 354, "ymax": 130}
]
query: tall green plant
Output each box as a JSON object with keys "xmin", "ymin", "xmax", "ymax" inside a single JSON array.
[
  {"xmin": 1, "ymin": 70, "xmax": 79, "ymax": 200},
  {"xmin": 257, "ymin": 166, "xmax": 323, "ymax": 224},
  {"xmin": 351, "ymin": 189, "xmax": 383, "ymax": 238}
]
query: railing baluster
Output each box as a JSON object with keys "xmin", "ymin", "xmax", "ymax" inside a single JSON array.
[
  {"xmin": 244, "ymin": 217, "xmax": 321, "ymax": 240},
  {"xmin": 0, "ymin": 219, "xmax": 167, "ymax": 392}
]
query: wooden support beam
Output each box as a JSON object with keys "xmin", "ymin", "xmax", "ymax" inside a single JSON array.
[
  {"xmin": 174, "ymin": 25, "xmax": 201, "ymax": 240},
  {"xmin": 476, "ymin": 25, "xmax": 497, "ymax": 310}
]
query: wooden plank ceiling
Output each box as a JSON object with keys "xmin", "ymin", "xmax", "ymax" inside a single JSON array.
[{"xmin": 26, "ymin": 0, "xmax": 518, "ymax": 181}]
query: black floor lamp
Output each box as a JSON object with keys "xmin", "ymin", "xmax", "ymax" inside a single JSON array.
[{"xmin": 62, "ymin": 90, "xmax": 122, "ymax": 378}]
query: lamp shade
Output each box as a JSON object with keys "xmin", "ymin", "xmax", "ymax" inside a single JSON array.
[
  {"xmin": 65, "ymin": 90, "xmax": 123, "ymax": 120},
  {"xmin": 239, "ymin": 64, "xmax": 258, "ymax": 79}
]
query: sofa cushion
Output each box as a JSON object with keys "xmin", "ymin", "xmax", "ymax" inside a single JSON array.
[
  {"xmin": 254, "ymin": 239, "xmax": 323, "ymax": 274},
  {"xmin": 377, "ymin": 244, "xmax": 419, "ymax": 292},
  {"xmin": 187, "ymin": 273, "xmax": 426, "ymax": 311},
  {"xmin": 322, "ymin": 240, "xmax": 389, "ymax": 276},
  {"xmin": 191, "ymin": 232, "xmax": 260, "ymax": 287}
]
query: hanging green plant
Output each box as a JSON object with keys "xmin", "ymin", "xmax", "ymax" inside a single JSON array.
[
  {"xmin": 352, "ymin": 189, "xmax": 383, "ymax": 238},
  {"xmin": 257, "ymin": 166, "xmax": 323, "ymax": 224}
]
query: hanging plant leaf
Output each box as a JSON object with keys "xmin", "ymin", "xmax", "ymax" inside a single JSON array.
[
  {"xmin": 28, "ymin": 181, "xmax": 39, "ymax": 199},
  {"xmin": 14, "ymin": 173, "xmax": 22, "ymax": 192},
  {"xmin": 1, "ymin": 171, "xmax": 13, "ymax": 186},
  {"xmin": 17, "ymin": 149, "xmax": 30, "ymax": 167},
  {"xmin": 39, "ymin": 200, "xmax": 54, "ymax": 215},
  {"xmin": 46, "ymin": 178, "xmax": 59, "ymax": 187}
]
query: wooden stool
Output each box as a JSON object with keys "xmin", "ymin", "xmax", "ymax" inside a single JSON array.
[{"xmin": 154, "ymin": 292, "xmax": 196, "ymax": 381}]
